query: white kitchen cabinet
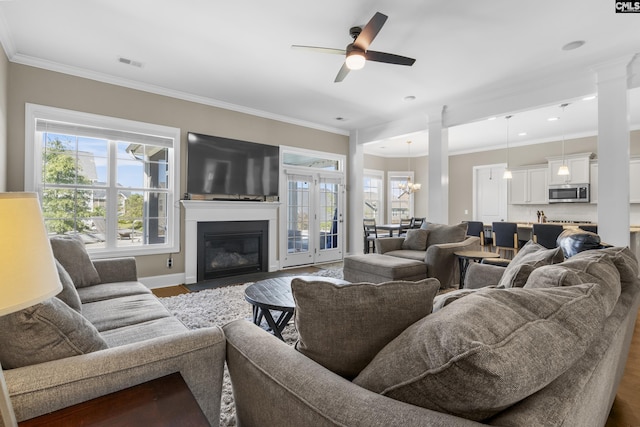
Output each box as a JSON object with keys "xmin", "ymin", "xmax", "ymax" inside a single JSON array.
[
  {"xmin": 590, "ymin": 163, "xmax": 598, "ymax": 204},
  {"xmin": 548, "ymin": 153, "xmax": 593, "ymax": 186},
  {"xmin": 509, "ymin": 167, "xmax": 547, "ymax": 204},
  {"xmin": 630, "ymin": 159, "xmax": 640, "ymax": 203}
]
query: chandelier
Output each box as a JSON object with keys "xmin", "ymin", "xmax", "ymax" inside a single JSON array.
[{"xmin": 398, "ymin": 141, "xmax": 421, "ymax": 197}]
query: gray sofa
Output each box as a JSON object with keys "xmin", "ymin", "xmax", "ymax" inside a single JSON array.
[
  {"xmin": 223, "ymin": 246, "xmax": 640, "ymax": 426},
  {"xmin": 1, "ymin": 240, "xmax": 225, "ymax": 425},
  {"xmin": 375, "ymin": 222, "xmax": 481, "ymax": 288}
]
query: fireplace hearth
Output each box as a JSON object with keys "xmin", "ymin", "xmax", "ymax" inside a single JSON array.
[{"xmin": 197, "ymin": 220, "xmax": 269, "ymax": 281}]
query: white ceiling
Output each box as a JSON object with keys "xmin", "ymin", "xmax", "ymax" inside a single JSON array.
[{"xmin": 1, "ymin": 0, "xmax": 639, "ymax": 157}]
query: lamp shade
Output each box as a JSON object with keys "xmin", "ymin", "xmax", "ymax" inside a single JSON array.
[{"xmin": 0, "ymin": 193, "xmax": 62, "ymax": 316}]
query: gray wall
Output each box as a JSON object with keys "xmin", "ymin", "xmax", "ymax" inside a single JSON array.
[{"xmin": 6, "ymin": 63, "xmax": 348, "ymax": 278}]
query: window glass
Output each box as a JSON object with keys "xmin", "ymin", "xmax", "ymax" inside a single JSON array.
[{"xmin": 28, "ymin": 105, "xmax": 180, "ymax": 257}]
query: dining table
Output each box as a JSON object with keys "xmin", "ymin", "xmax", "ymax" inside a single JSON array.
[{"xmin": 375, "ymin": 223, "xmax": 403, "ymax": 237}]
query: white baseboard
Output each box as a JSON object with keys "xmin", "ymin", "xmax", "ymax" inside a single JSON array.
[{"xmin": 139, "ymin": 273, "xmax": 186, "ymax": 289}]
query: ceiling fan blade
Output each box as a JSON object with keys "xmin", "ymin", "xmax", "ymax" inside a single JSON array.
[
  {"xmin": 334, "ymin": 63, "xmax": 350, "ymax": 82},
  {"xmin": 353, "ymin": 12, "xmax": 388, "ymax": 51},
  {"xmin": 365, "ymin": 50, "xmax": 416, "ymax": 66},
  {"xmin": 291, "ymin": 45, "xmax": 346, "ymax": 55}
]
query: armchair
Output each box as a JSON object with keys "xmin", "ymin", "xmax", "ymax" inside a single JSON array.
[{"xmin": 376, "ymin": 222, "xmax": 480, "ymax": 288}]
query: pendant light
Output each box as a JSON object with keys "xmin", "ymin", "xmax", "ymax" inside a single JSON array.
[
  {"xmin": 503, "ymin": 115, "xmax": 513, "ymax": 179},
  {"xmin": 557, "ymin": 103, "xmax": 570, "ymax": 176},
  {"xmin": 398, "ymin": 141, "xmax": 421, "ymax": 197}
]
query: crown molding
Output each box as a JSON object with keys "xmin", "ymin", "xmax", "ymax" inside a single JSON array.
[{"xmin": 8, "ymin": 52, "xmax": 349, "ymax": 137}]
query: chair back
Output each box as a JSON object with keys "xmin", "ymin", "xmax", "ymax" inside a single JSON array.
[
  {"xmin": 532, "ymin": 223, "xmax": 564, "ymax": 249},
  {"xmin": 399, "ymin": 218, "xmax": 412, "ymax": 236},
  {"xmin": 578, "ymin": 224, "xmax": 598, "ymax": 234},
  {"xmin": 411, "ymin": 217, "xmax": 426, "ymax": 229},
  {"xmin": 492, "ymin": 221, "xmax": 519, "ymax": 258},
  {"xmin": 464, "ymin": 221, "xmax": 485, "ymax": 245},
  {"xmin": 363, "ymin": 218, "xmax": 377, "ymax": 238}
]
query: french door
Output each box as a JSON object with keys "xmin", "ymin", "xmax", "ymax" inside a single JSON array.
[{"xmin": 281, "ymin": 171, "xmax": 344, "ymax": 268}]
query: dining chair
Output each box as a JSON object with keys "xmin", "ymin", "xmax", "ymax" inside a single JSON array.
[
  {"xmin": 410, "ymin": 217, "xmax": 426, "ymax": 229},
  {"xmin": 463, "ymin": 221, "xmax": 485, "ymax": 248},
  {"xmin": 491, "ymin": 221, "xmax": 519, "ymax": 260},
  {"xmin": 363, "ymin": 218, "xmax": 382, "ymax": 254},
  {"xmin": 399, "ymin": 218, "xmax": 412, "ymax": 236},
  {"xmin": 578, "ymin": 224, "xmax": 598, "ymax": 234},
  {"xmin": 532, "ymin": 223, "xmax": 564, "ymax": 249}
]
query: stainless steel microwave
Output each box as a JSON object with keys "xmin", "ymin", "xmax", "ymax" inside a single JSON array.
[{"xmin": 548, "ymin": 184, "xmax": 590, "ymax": 203}]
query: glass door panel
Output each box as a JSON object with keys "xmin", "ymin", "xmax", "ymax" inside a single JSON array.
[
  {"xmin": 282, "ymin": 174, "xmax": 314, "ymax": 267},
  {"xmin": 315, "ymin": 176, "xmax": 343, "ymax": 263}
]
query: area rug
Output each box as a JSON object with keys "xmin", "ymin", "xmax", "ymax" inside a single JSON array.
[{"xmin": 159, "ymin": 265, "xmax": 343, "ymax": 426}]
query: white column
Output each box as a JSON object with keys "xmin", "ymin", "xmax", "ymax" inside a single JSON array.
[
  {"xmin": 595, "ymin": 57, "xmax": 634, "ymax": 247},
  {"xmin": 348, "ymin": 130, "xmax": 364, "ymax": 255},
  {"xmin": 428, "ymin": 107, "xmax": 449, "ymax": 224}
]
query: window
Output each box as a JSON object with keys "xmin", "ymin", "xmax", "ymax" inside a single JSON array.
[
  {"xmin": 363, "ymin": 169, "xmax": 384, "ymax": 224},
  {"xmin": 388, "ymin": 171, "xmax": 414, "ymax": 224},
  {"xmin": 25, "ymin": 104, "xmax": 180, "ymax": 257}
]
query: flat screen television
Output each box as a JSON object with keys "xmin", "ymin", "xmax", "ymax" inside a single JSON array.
[{"xmin": 186, "ymin": 132, "xmax": 279, "ymax": 198}]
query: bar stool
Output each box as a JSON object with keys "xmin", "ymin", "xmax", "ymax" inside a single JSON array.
[{"xmin": 532, "ymin": 223, "xmax": 564, "ymax": 249}]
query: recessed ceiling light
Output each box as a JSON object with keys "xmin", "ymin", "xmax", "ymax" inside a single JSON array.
[
  {"xmin": 562, "ymin": 40, "xmax": 585, "ymax": 51},
  {"xmin": 548, "ymin": 117, "xmax": 559, "ymax": 122},
  {"xmin": 583, "ymin": 95, "xmax": 597, "ymax": 101},
  {"xmin": 335, "ymin": 117, "xmax": 345, "ymax": 121},
  {"xmin": 403, "ymin": 95, "xmax": 416, "ymax": 101},
  {"xmin": 518, "ymin": 132, "xmax": 527, "ymax": 136},
  {"xmin": 487, "ymin": 117, "xmax": 497, "ymax": 121}
]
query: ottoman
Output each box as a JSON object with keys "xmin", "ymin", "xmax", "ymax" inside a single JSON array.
[{"xmin": 343, "ymin": 253, "xmax": 428, "ymax": 283}]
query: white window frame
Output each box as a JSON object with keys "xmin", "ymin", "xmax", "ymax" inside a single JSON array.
[
  {"xmin": 363, "ymin": 169, "xmax": 385, "ymax": 224},
  {"xmin": 25, "ymin": 103, "xmax": 181, "ymax": 258},
  {"xmin": 387, "ymin": 171, "xmax": 415, "ymax": 224}
]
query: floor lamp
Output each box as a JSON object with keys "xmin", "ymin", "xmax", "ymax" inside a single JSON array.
[{"xmin": 0, "ymin": 193, "xmax": 63, "ymax": 427}]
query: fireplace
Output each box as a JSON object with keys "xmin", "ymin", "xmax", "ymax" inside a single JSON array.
[
  {"xmin": 182, "ymin": 200, "xmax": 280, "ymax": 284},
  {"xmin": 197, "ymin": 221, "xmax": 268, "ymax": 281}
]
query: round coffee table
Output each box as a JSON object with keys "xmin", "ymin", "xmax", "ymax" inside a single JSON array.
[
  {"xmin": 453, "ymin": 250, "xmax": 500, "ymax": 288},
  {"xmin": 244, "ymin": 275, "xmax": 348, "ymax": 340}
]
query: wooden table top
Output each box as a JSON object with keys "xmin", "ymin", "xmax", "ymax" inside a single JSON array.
[{"xmin": 454, "ymin": 250, "xmax": 500, "ymax": 259}]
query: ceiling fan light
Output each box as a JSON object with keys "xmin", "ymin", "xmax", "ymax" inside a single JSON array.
[
  {"xmin": 557, "ymin": 165, "xmax": 570, "ymax": 176},
  {"xmin": 345, "ymin": 51, "xmax": 365, "ymax": 70}
]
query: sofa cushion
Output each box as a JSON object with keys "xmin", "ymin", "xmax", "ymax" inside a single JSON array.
[
  {"xmin": 81, "ymin": 293, "xmax": 174, "ymax": 332},
  {"xmin": 497, "ymin": 241, "xmax": 564, "ymax": 288},
  {"xmin": 524, "ymin": 252, "xmax": 620, "ymax": 291},
  {"xmin": 55, "ymin": 259, "xmax": 82, "ymax": 313},
  {"xmin": 353, "ymin": 281, "xmax": 619, "ymax": 421},
  {"xmin": 421, "ymin": 222, "xmax": 467, "ymax": 246},
  {"xmin": 589, "ymin": 246, "xmax": 639, "ymax": 283},
  {"xmin": 292, "ymin": 278, "xmax": 440, "ymax": 379},
  {"xmin": 0, "ymin": 297, "xmax": 108, "ymax": 369},
  {"xmin": 50, "ymin": 235, "xmax": 101, "ymax": 288},
  {"xmin": 402, "ymin": 229, "xmax": 429, "ymax": 251}
]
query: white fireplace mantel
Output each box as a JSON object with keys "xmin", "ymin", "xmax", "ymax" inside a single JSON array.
[{"xmin": 182, "ymin": 200, "xmax": 280, "ymax": 284}]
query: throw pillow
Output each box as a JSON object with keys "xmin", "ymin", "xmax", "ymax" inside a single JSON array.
[
  {"xmin": 0, "ymin": 297, "xmax": 108, "ymax": 369},
  {"xmin": 497, "ymin": 241, "xmax": 564, "ymax": 288},
  {"xmin": 292, "ymin": 278, "xmax": 440, "ymax": 380},
  {"xmin": 421, "ymin": 222, "xmax": 467, "ymax": 246},
  {"xmin": 402, "ymin": 229, "xmax": 429, "ymax": 251},
  {"xmin": 50, "ymin": 235, "xmax": 101, "ymax": 288},
  {"xmin": 353, "ymin": 281, "xmax": 619, "ymax": 421},
  {"xmin": 55, "ymin": 259, "xmax": 83, "ymax": 312},
  {"xmin": 524, "ymin": 253, "xmax": 620, "ymax": 291}
]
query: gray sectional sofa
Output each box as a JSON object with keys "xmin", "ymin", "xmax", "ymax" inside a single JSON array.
[
  {"xmin": 223, "ymin": 245, "xmax": 640, "ymax": 426},
  {"xmin": 0, "ymin": 236, "xmax": 225, "ymax": 425}
]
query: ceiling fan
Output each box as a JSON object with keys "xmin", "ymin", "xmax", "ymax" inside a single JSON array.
[{"xmin": 292, "ymin": 12, "xmax": 416, "ymax": 82}]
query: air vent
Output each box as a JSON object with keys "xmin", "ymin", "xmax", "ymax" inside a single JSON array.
[{"xmin": 117, "ymin": 57, "xmax": 144, "ymax": 68}]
